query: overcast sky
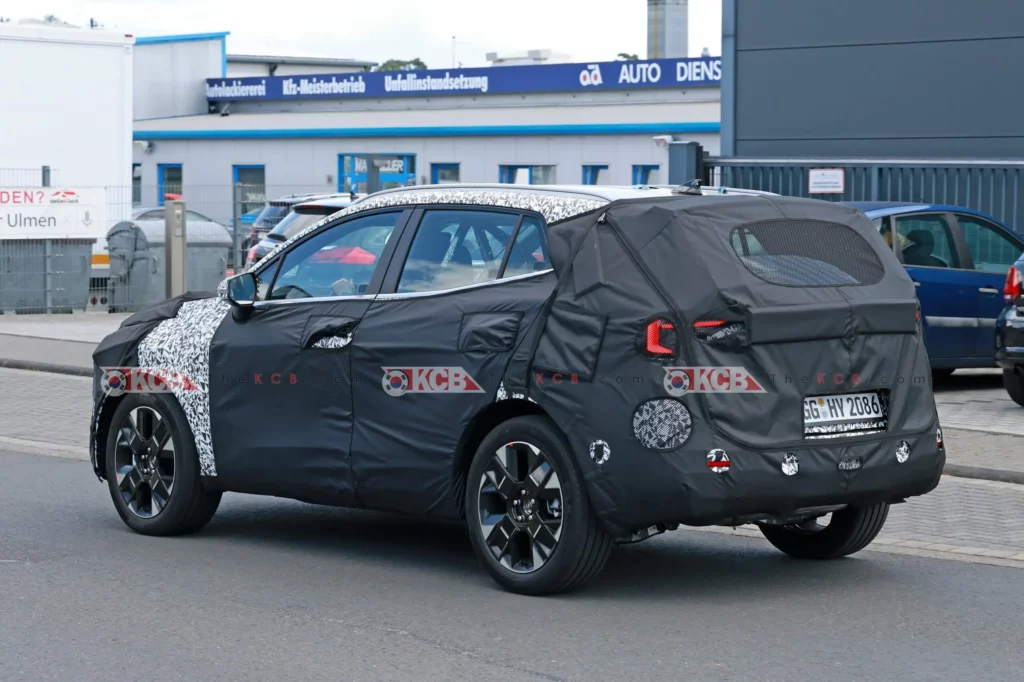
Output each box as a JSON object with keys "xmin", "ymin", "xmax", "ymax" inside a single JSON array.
[{"xmin": 6, "ymin": 0, "xmax": 721, "ymax": 67}]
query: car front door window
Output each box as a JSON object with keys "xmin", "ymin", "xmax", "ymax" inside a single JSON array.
[
  {"xmin": 894, "ymin": 215, "xmax": 959, "ymax": 268},
  {"xmin": 267, "ymin": 212, "xmax": 400, "ymax": 300}
]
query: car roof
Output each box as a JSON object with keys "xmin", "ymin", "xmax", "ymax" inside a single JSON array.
[
  {"xmin": 365, "ymin": 183, "xmax": 774, "ymax": 203},
  {"xmin": 843, "ymin": 200, "xmax": 1005, "ymax": 223}
]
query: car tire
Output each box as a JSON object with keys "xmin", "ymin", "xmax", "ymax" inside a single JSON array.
[
  {"xmin": 105, "ymin": 393, "xmax": 222, "ymax": 536},
  {"xmin": 465, "ymin": 415, "xmax": 613, "ymax": 595},
  {"xmin": 1003, "ymin": 368, "xmax": 1024, "ymax": 407},
  {"xmin": 757, "ymin": 503, "xmax": 889, "ymax": 560}
]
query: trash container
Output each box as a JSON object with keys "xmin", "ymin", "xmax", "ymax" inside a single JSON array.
[
  {"xmin": 106, "ymin": 220, "xmax": 233, "ymax": 312},
  {"xmin": 0, "ymin": 238, "xmax": 96, "ymax": 314}
]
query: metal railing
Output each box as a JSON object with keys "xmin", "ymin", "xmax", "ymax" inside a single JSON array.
[{"xmin": 706, "ymin": 159, "xmax": 1024, "ymax": 232}]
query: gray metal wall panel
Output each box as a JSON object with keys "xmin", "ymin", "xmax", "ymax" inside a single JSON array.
[
  {"xmin": 732, "ymin": 0, "xmax": 1024, "ymax": 158},
  {"xmin": 736, "ymin": 0, "xmax": 1024, "ymax": 48}
]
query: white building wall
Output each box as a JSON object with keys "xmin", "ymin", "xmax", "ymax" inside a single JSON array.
[
  {"xmin": 134, "ymin": 39, "xmax": 223, "ymax": 120},
  {"xmin": 133, "ymin": 131, "xmax": 719, "ymax": 226}
]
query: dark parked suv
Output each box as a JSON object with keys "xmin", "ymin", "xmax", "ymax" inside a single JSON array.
[
  {"xmin": 996, "ymin": 254, "xmax": 1024, "ymax": 405},
  {"xmin": 90, "ymin": 184, "xmax": 944, "ymax": 595}
]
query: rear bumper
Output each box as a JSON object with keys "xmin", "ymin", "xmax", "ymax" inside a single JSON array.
[
  {"xmin": 585, "ymin": 430, "xmax": 944, "ymax": 534},
  {"xmin": 996, "ymin": 305, "xmax": 1024, "ymax": 369}
]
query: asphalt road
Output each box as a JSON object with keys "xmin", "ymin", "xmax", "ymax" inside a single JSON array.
[{"xmin": 2, "ymin": 450, "xmax": 1023, "ymax": 682}]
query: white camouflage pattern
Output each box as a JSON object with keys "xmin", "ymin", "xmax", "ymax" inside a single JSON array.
[
  {"xmin": 137, "ymin": 298, "xmax": 231, "ymax": 476},
  {"xmin": 248, "ymin": 188, "xmax": 607, "ymax": 273},
  {"xmin": 311, "ymin": 334, "xmax": 353, "ymax": 350}
]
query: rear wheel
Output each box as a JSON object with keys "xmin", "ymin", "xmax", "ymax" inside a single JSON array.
[
  {"xmin": 105, "ymin": 393, "xmax": 221, "ymax": 536},
  {"xmin": 465, "ymin": 416, "xmax": 613, "ymax": 595},
  {"xmin": 757, "ymin": 503, "xmax": 889, "ymax": 560},
  {"xmin": 1004, "ymin": 368, "xmax": 1024, "ymax": 407}
]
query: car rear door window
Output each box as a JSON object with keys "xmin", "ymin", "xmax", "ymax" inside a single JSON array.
[
  {"xmin": 894, "ymin": 214, "xmax": 959, "ymax": 268},
  {"xmin": 267, "ymin": 212, "xmax": 400, "ymax": 300},
  {"xmin": 956, "ymin": 214, "xmax": 1022, "ymax": 273},
  {"xmin": 502, "ymin": 216, "xmax": 550, "ymax": 278},
  {"xmin": 396, "ymin": 210, "xmax": 522, "ymax": 293}
]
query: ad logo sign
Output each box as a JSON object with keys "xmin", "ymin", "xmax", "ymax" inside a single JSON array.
[
  {"xmin": 663, "ymin": 367, "xmax": 766, "ymax": 396},
  {"xmin": 381, "ymin": 367, "xmax": 485, "ymax": 397},
  {"xmin": 100, "ymin": 367, "xmax": 199, "ymax": 396}
]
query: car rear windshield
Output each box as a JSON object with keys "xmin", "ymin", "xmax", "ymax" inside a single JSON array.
[
  {"xmin": 267, "ymin": 210, "xmax": 332, "ymax": 240},
  {"xmin": 730, "ymin": 219, "xmax": 885, "ymax": 287},
  {"xmin": 253, "ymin": 204, "xmax": 292, "ymax": 228}
]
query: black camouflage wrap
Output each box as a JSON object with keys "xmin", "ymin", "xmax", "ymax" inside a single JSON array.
[
  {"xmin": 511, "ymin": 194, "xmax": 943, "ymax": 532},
  {"xmin": 88, "ymin": 191, "xmax": 943, "ymax": 538}
]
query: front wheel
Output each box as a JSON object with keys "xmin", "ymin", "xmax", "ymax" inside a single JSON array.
[
  {"xmin": 105, "ymin": 393, "xmax": 222, "ymax": 536},
  {"xmin": 465, "ymin": 416, "xmax": 613, "ymax": 595},
  {"xmin": 1004, "ymin": 368, "xmax": 1024, "ymax": 407},
  {"xmin": 757, "ymin": 503, "xmax": 889, "ymax": 560}
]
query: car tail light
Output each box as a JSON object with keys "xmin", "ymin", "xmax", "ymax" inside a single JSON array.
[
  {"xmin": 645, "ymin": 319, "xmax": 676, "ymax": 356},
  {"xmin": 246, "ymin": 246, "xmax": 258, "ymax": 265},
  {"xmin": 1005, "ymin": 266, "xmax": 1021, "ymax": 303}
]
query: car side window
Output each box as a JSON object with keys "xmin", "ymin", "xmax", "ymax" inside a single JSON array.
[
  {"xmin": 873, "ymin": 217, "xmax": 898, "ymax": 252},
  {"xmin": 396, "ymin": 210, "xmax": 521, "ymax": 293},
  {"xmin": 138, "ymin": 210, "xmax": 164, "ymax": 220},
  {"xmin": 502, "ymin": 216, "xmax": 550, "ymax": 278},
  {"xmin": 266, "ymin": 212, "xmax": 400, "ymax": 300},
  {"xmin": 956, "ymin": 214, "xmax": 1023, "ymax": 274},
  {"xmin": 894, "ymin": 215, "xmax": 959, "ymax": 268},
  {"xmin": 186, "ymin": 210, "xmax": 211, "ymax": 222}
]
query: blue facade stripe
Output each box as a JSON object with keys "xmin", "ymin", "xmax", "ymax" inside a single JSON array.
[
  {"xmin": 135, "ymin": 122, "xmax": 720, "ymax": 141},
  {"xmin": 135, "ymin": 32, "xmax": 230, "ymax": 45}
]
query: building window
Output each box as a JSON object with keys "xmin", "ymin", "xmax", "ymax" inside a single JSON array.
[
  {"xmin": 632, "ymin": 164, "xmax": 660, "ymax": 185},
  {"xmin": 233, "ymin": 165, "xmax": 266, "ymax": 225},
  {"xmin": 132, "ymin": 163, "xmax": 142, "ymax": 205},
  {"xmin": 431, "ymin": 163, "xmax": 460, "ymax": 184},
  {"xmin": 582, "ymin": 165, "xmax": 608, "ymax": 185},
  {"xmin": 500, "ymin": 165, "xmax": 556, "ymax": 184},
  {"xmin": 157, "ymin": 164, "xmax": 182, "ymax": 205},
  {"xmin": 339, "ymin": 154, "xmax": 415, "ymax": 193}
]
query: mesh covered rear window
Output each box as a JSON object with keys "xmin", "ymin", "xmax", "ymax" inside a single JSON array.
[{"xmin": 730, "ymin": 219, "xmax": 885, "ymax": 287}]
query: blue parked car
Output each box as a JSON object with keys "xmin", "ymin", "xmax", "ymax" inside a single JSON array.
[{"xmin": 844, "ymin": 202, "xmax": 1024, "ymax": 373}]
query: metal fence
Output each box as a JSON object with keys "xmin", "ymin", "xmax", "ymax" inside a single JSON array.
[
  {"xmin": 706, "ymin": 159, "xmax": 1024, "ymax": 233},
  {"xmin": 0, "ymin": 179, "xmax": 348, "ymax": 314}
]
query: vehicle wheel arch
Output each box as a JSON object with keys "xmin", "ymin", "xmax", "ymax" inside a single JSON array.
[
  {"xmin": 451, "ymin": 398, "xmax": 549, "ymax": 517},
  {"xmin": 93, "ymin": 394, "xmax": 128, "ymax": 479}
]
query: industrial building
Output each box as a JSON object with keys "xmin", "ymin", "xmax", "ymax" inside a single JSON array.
[{"xmin": 131, "ymin": 0, "xmax": 719, "ymax": 227}]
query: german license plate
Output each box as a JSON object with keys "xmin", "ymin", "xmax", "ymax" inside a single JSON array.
[{"xmin": 803, "ymin": 392, "xmax": 884, "ymax": 426}]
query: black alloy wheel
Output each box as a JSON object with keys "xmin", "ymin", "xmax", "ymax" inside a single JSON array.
[
  {"xmin": 113, "ymin": 406, "xmax": 175, "ymax": 519},
  {"xmin": 466, "ymin": 416, "xmax": 613, "ymax": 595},
  {"xmin": 477, "ymin": 441, "xmax": 564, "ymax": 574},
  {"xmin": 105, "ymin": 393, "xmax": 222, "ymax": 536}
]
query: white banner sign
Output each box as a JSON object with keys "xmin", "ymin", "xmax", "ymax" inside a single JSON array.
[
  {"xmin": 0, "ymin": 187, "xmax": 106, "ymax": 239},
  {"xmin": 808, "ymin": 168, "xmax": 846, "ymax": 194}
]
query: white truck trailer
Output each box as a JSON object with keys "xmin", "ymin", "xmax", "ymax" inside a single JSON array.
[{"xmin": 0, "ymin": 23, "xmax": 134, "ymax": 279}]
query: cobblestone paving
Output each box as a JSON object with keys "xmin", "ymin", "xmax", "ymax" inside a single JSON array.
[{"xmin": 1, "ymin": 367, "xmax": 1022, "ymax": 565}]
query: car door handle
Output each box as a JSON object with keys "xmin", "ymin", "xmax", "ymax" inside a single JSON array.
[
  {"xmin": 912, "ymin": 281, "xmax": 921, "ymax": 288},
  {"xmin": 978, "ymin": 287, "xmax": 1000, "ymax": 294}
]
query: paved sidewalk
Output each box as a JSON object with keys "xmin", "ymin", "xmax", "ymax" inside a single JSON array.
[{"xmin": 0, "ymin": 312, "xmax": 129, "ymax": 375}]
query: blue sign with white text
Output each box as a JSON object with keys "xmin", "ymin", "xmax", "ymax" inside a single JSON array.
[{"xmin": 205, "ymin": 57, "xmax": 721, "ymax": 102}]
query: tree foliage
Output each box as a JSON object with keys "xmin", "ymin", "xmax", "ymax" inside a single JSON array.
[
  {"xmin": 616, "ymin": 52, "xmax": 640, "ymax": 61},
  {"xmin": 374, "ymin": 58, "xmax": 428, "ymax": 72}
]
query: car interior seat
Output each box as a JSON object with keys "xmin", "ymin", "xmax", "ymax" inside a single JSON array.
[{"xmin": 902, "ymin": 229, "xmax": 948, "ymax": 268}]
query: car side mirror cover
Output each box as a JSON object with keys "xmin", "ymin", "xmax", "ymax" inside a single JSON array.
[{"xmin": 225, "ymin": 272, "xmax": 257, "ymax": 309}]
